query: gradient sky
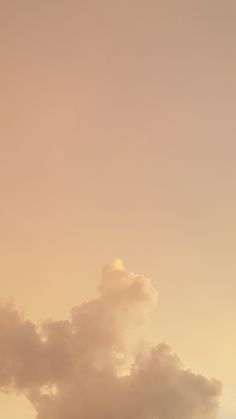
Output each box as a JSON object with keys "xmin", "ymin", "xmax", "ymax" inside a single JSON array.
[{"xmin": 0, "ymin": 1, "xmax": 236, "ymax": 418}]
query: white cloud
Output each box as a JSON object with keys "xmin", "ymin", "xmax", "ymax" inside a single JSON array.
[{"xmin": 0, "ymin": 260, "xmax": 221, "ymax": 419}]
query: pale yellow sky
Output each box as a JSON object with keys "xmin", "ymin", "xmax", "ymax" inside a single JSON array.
[{"xmin": 0, "ymin": 1, "xmax": 236, "ymax": 418}]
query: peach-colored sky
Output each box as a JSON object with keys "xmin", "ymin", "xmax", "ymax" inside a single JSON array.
[{"xmin": 0, "ymin": 1, "xmax": 236, "ymax": 418}]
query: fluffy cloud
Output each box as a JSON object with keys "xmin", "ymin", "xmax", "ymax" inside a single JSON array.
[{"xmin": 0, "ymin": 260, "xmax": 221, "ymax": 419}]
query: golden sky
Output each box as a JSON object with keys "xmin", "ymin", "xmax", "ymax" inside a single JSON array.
[{"xmin": 0, "ymin": 1, "xmax": 236, "ymax": 418}]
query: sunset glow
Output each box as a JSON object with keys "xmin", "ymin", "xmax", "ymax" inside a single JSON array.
[{"xmin": 1, "ymin": 2, "xmax": 236, "ymax": 418}]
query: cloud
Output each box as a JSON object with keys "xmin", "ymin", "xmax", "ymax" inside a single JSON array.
[{"xmin": 0, "ymin": 260, "xmax": 221, "ymax": 419}]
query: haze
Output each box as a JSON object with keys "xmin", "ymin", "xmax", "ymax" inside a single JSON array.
[{"xmin": 1, "ymin": 1, "xmax": 236, "ymax": 418}]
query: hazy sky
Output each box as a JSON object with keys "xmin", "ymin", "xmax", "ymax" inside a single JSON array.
[{"xmin": 0, "ymin": 1, "xmax": 236, "ymax": 418}]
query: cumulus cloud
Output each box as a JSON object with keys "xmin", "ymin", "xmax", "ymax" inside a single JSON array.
[{"xmin": 0, "ymin": 260, "xmax": 221, "ymax": 419}]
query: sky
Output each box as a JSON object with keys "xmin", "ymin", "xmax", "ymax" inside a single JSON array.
[{"xmin": 0, "ymin": 1, "xmax": 236, "ymax": 418}]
